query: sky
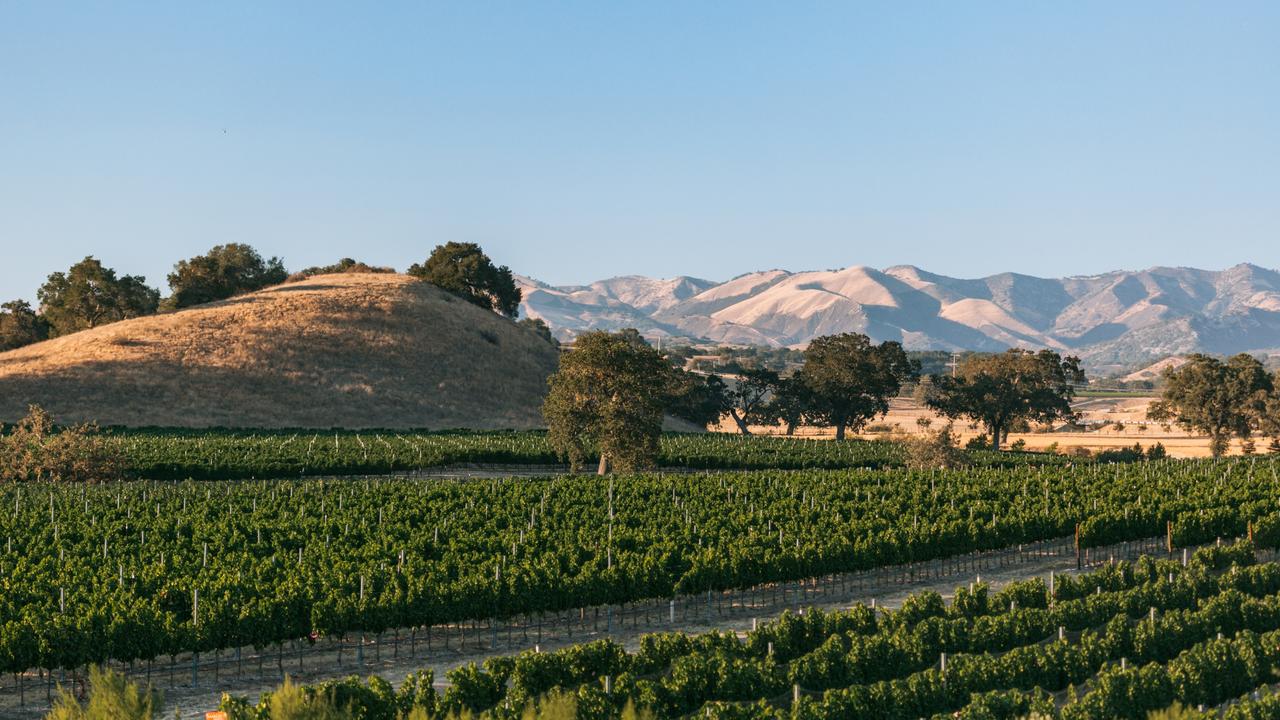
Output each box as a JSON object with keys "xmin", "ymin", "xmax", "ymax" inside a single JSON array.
[{"xmin": 2, "ymin": 2, "xmax": 1279, "ymax": 300}]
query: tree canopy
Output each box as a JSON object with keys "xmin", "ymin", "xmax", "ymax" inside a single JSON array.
[
  {"xmin": 542, "ymin": 330, "xmax": 670, "ymax": 474},
  {"xmin": 800, "ymin": 333, "xmax": 918, "ymax": 441},
  {"xmin": 926, "ymin": 348, "xmax": 1084, "ymax": 451},
  {"xmin": 0, "ymin": 299, "xmax": 49, "ymax": 351},
  {"xmin": 166, "ymin": 243, "xmax": 288, "ymax": 309},
  {"xmin": 722, "ymin": 367, "xmax": 780, "ymax": 435},
  {"xmin": 763, "ymin": 374, "xmax": 810, "ymax": 436},
  {"xmin": 665, "ymin": 370, "xmax": 729, "ymax": 429},
  {"xmin": 518, "ymin": 317, "xmax": 558, "ymax": 346},
  {"xmin": 408, "ymin": 242, "xmax": 522, "ymax": 318},
  {"xmin": 37, "ymin": 257, "xmax": 159, "ymax": 336},
  {"xmin": 1148, "ymin": 353, "xmax": 1275, "ymax": 457}
]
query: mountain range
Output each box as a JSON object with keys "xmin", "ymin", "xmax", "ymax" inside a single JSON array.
[{"xmin": 517, "ymin": 263, "xmax": 1280, "ymax": 373}]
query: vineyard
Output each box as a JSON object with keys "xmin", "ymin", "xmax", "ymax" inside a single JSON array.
[
  {"xmin": 101, "ymin": 428, "xmax": 1063, "ymax": 480},
  {"xmin": 3, "ymin": 458, "xmax": 1280, "ymax": 685},
  {"xmin": 213, "ymin": 544, "xmax": 1280, "ymax": 718}
]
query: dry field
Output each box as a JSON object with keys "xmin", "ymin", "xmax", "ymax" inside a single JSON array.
[
  {"xmin": 718, "ymin": 396, "xmax": 1256, "ymax": 458},
  {"xmin": 0, "ymin": 274, "xmax": 559, "ymax": 429}
]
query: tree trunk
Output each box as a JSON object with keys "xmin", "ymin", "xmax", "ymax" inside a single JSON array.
[
  {"xmin": 1210, "ymin": 433, "xmax": 1230, "ymax": 458},
  {"xmin": 730, "ymin": 411, "xmax": 752, "ymax": 435},
  {"xmin": 597, "ymin": 454, "xmax": 609, "ymax": 476},
  {"xmin": 990, "ymin": 423, "xmax": 1002, "ymax": 451},
  {"xmin": 834, "ymin": 422, "xmax": 846, "ymax": 442},
  {"xmin": 785, "ymin": 420, "xmax": 797, "ymax": 436}
]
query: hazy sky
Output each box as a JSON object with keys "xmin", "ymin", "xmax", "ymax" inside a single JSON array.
[{"xmin": 2, "ymin": 2, "xmax": 1278, "ymax": 300}]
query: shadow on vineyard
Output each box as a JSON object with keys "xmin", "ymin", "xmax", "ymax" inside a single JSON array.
[{"xmin": 95, "ymin": 428, "xmax": 1071, "ymax": 481}]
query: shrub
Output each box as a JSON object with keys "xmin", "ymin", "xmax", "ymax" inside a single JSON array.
[
  {"xmin": 287, "ymin": 258, "xmax": 396, "ymax": 283},
  {"xmin": 897, "ymin": 424, "xmax": 967, "ymax": 470},
  {"xmin": 0, "ymin": 405, "xmax": 125, "ymax": 482},
  {"xmin": 965, "ymin": 434, "xmax": 990, "ymax": 450},
  {"xmin": 1095, "ymin": 443, "xmax": 1145, "ymax": 463},
  {"xmin": 45, "ymin": 666, "xmax": 159, "ymax": 720}
]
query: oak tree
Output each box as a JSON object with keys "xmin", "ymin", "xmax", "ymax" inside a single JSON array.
[
  {"xmin": 764, "ymin": 374, "xmax": 811, "ymax": 436},
  {"xmin": 0, "ymin": 300, "xmax": 49, "ymax": 351},
  {"xmin": 37, "ymin": 257, "xmax": 159, "ymax": 336},
  {"xmin": 542, "ymin": 330, "xmax": 670, "ymax": 474},
  {"xmin": 167, "ymin": 244, "xmax": 287, "ymax": 308},
  {"xmin": 723, "ymin": 367, "xmax": 779, "ymax": 435},
  {"xmin": 926, "ymin": 349, "xmax": 1084, "ymax": 451},
  {"xmin": 1148, "ymin": 353, "xmax": 1275, "ymax": 457},
  {"xmin": 801, "ymin": 333, "xmax": 917, "ymax": 441},
  {"xmin": 665, "ymin": 370, "xmax": 729, "ymax": 429},
  {"xmin": 408, "ymin": 242, "xmax": 522, "ymax": 318}
]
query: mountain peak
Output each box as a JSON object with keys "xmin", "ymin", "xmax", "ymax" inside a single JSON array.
[{"xmin": 519, "ymin": 263, "xmax": 1280, "ymax": 370}]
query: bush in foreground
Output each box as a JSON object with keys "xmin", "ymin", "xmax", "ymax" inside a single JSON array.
[
  {"xmin": 0, "ymin": 405, "xmax": 125, "ymax": 482},
  {"xmin": 45, "ymin": 666, "xmax": 158, "ymax": 720}
]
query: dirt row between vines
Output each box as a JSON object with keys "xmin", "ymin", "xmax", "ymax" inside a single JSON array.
[{"xmin": 0, "ymin": 535, "xmax": 1175, "ymax": 718}]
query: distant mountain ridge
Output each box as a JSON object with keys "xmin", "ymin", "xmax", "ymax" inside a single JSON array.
[{"xmin": 517, "ymin": 263, "xmax": 1280, "ymax": 372}]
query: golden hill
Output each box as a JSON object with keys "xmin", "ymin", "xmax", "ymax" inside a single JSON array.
[{"xmin": 0, "ymin": 274, "xmax": 560, "ymax": 429}]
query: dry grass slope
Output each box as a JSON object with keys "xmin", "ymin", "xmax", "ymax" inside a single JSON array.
[{"xmin": 0, "ymin": 273, "xmax": 560, "ymax": 429}]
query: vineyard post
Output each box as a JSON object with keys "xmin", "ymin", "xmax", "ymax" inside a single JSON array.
[
  {"xmin": 492, "ymin": 565, "xmax": 501, "ymax": 649},
  {"xmin": 669, "ymin": 599, "xmax": 675, "ymax": 624},
  {"xmin": 358, "ymin": 575, "xmax": 365, "ymax": 665},
  {"xmin": 1167, "ymin": 521, "xmax": 1173, "ymax": 553},
  {"xmin": 192, "ymin": 588, "xmax": 199, "ymax": 686},
  {"xmin": 1074, "ymin": 524, "xmax": 1081, "ymax": 570}
]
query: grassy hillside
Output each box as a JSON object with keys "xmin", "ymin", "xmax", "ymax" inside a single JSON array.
[{"xmin": 0, "ymin": 273, "xmax": 560, "ymax": 429}]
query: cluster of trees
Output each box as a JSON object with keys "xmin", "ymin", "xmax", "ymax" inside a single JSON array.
[
  {"xmin": 0, "ymin": 241, "xmax": 530, "ymax": 351},
  {"xmin": 544, "ymin": 329, "xmax": 1086, "ymax": 472},
  {"xmin": 0, "ymin": 245, "xmax": 288, "ymax": 347},
  {"xmin": 1150, "ymin": 353, "xmax": 1280, "ymax": 457},
  {"xmin": 716, "ymin": 344, "xmax": 1084, "ymax": 452}
]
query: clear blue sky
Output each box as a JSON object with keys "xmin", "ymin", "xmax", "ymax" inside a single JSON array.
[{"xmin": 2, "ymin": 2, "xmax": 1278, "ymax": 300}]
